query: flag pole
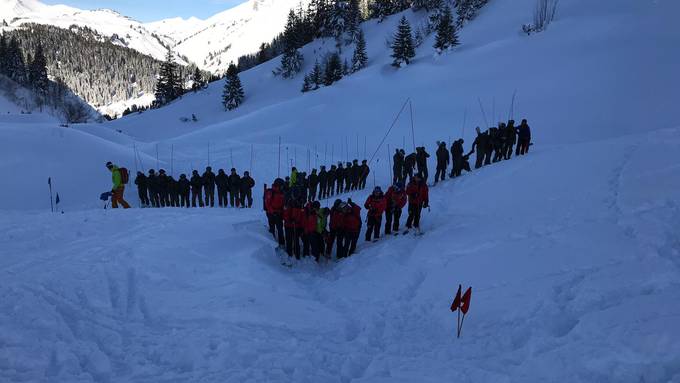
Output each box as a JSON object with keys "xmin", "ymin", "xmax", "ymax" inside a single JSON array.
[{"xmin": 48, "ymin": 177, "xmax": 54, "ymax": 213}]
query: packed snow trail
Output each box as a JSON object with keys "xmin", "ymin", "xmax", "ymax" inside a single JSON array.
[{"xmin": 2, "ymin": 128, "xmax": 680, "ymax": 382}]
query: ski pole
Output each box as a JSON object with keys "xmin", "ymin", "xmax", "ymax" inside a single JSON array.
[{"xmin": 48, "ymin": 177, "xmax": 54, "ymax": 213}]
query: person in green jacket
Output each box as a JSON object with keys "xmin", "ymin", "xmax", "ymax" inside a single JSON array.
[
  {"xmin": 289, "ymin": 167, "xmax": 298, "ymax": 187},
  {"xmin": 106, "ymin": 161, "xmax": 131, "ymax": 209}
]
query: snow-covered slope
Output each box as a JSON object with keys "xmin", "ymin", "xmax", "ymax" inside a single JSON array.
[
  {"xmin": 1, "ymin": 0, "xmax": 680, "ymax": 381},
  {"xmin": 0, "ymin": 0, "xmax": 182, "ymax": 64},
  {"xmin": 148, "ymin": 0, "xmax": 311, "ymax": 73}
]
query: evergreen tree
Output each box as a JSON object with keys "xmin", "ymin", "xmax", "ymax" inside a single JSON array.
[
  {"xmin": 330, "ymin": 0, "xmax": 348, "ymax": 45},
  {"xmin": 191, "ymin": 67, "xmax": 204, "ymax": 92},
  {"xmin": 0, "ymin": 35, "xmax": 7, "ymax": 76},
  {"xmin": 311, "ymin": 60, "xmax": 323, "ymax": 89},
  {"xmin": 324, "ymin": 52, "xmax": 343, "ymax": 85},
  {"xmin": 434, "ymin": 5, "xmax": 459, "ymax": 52},
  {"xmin": 6, "ymin": 37, "xmax": 26, "ymax": 84},
  {"xmin": 301, "ymin": 73, "xmax": 313, "ymax": 92},
  {"xmin": 351, "ymin": 28, "xmax": 368, "ymax": 72},
  {"xmin": 28, "ymin": 44, "xmax": 49, "ymax": 100},
  {"xmin": 345, "ymin": 0, "xmax": 362, "ymax": 44},
  {"xmin": 391, "ymin": 16, "xmax": 416, "ymax": 67},
  {"xmin": 222, "ymin": 63, "xmax": 244, "ymax": 110},
  {"xmin": 369, "ymin": 0, "xmax": 394, "ymax": 21},
  {"xmin": 279, "ymin": 10, "xmax": 304, "ymax": 78},
  {"xmin": 155, "ymin": 51, "xmax": 181, "ymax": 106}
]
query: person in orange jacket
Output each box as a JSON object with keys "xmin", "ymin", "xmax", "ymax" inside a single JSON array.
[
  {"xmin": 265, "ymin": 179, "xmax": 286, "ymax": 246},
  {"xmin": 384, "ymin": 182, "xmax": 407, "ymax": 235},
  {"xmin": 342, "ymin": 199, "xmax": 362, "ymax": 256},
  {"xmin": 364, "ymin": 186, "xmax": 387, "ymax": 242},
  {"xmin": 283, "ymin": 200, "xmax": 304, "ymax": 259},
  {"xmin": 405, "ymin": 174, "xmax": 429, "ymax": 233},
  {"xmin": 327, "ymin": 199, "xmax": 346, "ymax": 259}
]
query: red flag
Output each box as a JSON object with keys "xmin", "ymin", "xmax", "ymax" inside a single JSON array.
[
  {"xmin": 450, "ymin": 285, "xmax": 462, "ymax": 312},
  {"xmin": 461, "ymin": 287, "xmax": 472, "ymax": 314}
]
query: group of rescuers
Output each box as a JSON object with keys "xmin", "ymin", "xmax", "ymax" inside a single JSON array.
[{"xmin": 106, "ymin": 119, "xmax": 532, "ymax": 261}]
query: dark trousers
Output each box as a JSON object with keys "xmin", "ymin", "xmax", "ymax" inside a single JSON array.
[
  {"xmin": 191, "ymin": 188, "xmax": 204, "ymax": 207},
  {"xmin": 518, "ymin": 139, "xmax": 530, "ymax": 155},
  {"xmin": 393, "ymin": 167, "xmax": 403, "ymax": 185},
  {"xmin": 229, "ymin": 189, "xmax": 240, "ymax": 207},
  {"xmin": 406, "ymin": 204, "xmax": 422, "ymax": 229},
  {"xmin": 475, "ymin": 151, "xmax": 485, "ymax": 169},
  {"xmin": 240, "ymin": 189, "xmax": 253, "ymax": 208},
  {"xmin": 359, "ymin": 176, "xmax": 367, "ymax": 190},
  {"xmin": 404, "ymin": 167, "xmax": 414, "ymax": 181},
  {"xmin": 303, "ymin": 232, "xmax": 323, "ymax": 261},
  {"xmin": 484, "ymin": 149, "xmax": 492, "ymax": 165},
  {"xmin": 285, "ymin": 227, "xmax": 301, "ymax": 259},
  {"xmin": 217, "ymin": 187, "xmax": 227, "ymax": 207},
  {"xmin": 417, "ymin": 166, "xmax": 428, "ymax": 181},
  {"xmin": 504, "ymin": 143, "xmax": 514, "ymax": 159},
  {"xmin": 170, "ymin": 192, "xmax": 179, "ymax": 207},
  {"xmin": 343, "ymin": 232, "xmax": 359, "ymax": 256},
  {"xmin": 204, "ymin": 186, "xmax": 215, "ymax": 207},
  {"xmin": 336, "ymin": 179, "xmax": 343, "ymax": 194},
  {"xmin": 365, "ymin": 216, "xmax": 382, "ymax": 241},
  {"xmin": 327, "ymin": 229, "xmax": 345, "ymax": 258},
  {"xmin": 150, "ymin": 191, "xmax": 159, "ymax": 207},
  {"xmin": 434, "ymin": 165, "xmax": 447, "ymax": 183},
  {"xmin": 270, "ymin": 213, "xmax": 285, "ymax": 245},
  {"xmin": 309, "ymin": 186, "xmax": 317, "ymax": 202},
  {"xmin": 385, "ymin": 208, "xmax": 402, "ymax": 234},
  {"xmin": 138, "ymin": 187, "xmax": 150, "ymax": 206},
  {"xmin": 180, "ymin": 192, "xmax": 189, "ymax": 208}
]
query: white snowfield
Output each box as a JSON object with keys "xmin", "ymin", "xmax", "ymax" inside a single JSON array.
[{"xmin": 1, "ymin": 0, "xmax": 680, "ymax": 381}]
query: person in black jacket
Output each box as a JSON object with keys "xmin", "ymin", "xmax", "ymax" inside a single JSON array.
[
  {"xmin": 178, "ymin": 174, "xmax": 190, "ymax": 208},
  {"xmin": 359, "ymin": 160, "xmax": 370, "ymax": 190},
  {"xmin": 134, "ymin": 171, "xmax": 150, "ymax": 207},
  {"xmin": 203, "ymin": 166, "xmax": 216, "ymax": 207},
  {"xmin": 308, "ymin": 169, "xmax": 319, "ymax": 202},
  {"xmin": 393, "ymin": 149, "xmax": 404, "ymax": 185},
  {"xmin": 327, "ymin": 165, "xmax": 337, "ymax": 197},
  {"xmin": 228, "ymin": 168, "xmax": 241, "ymax": 207},
  {"xmin": 471, "ymin": 127, "xmax": 489, "ymax": 169},
  {"xmin": 450, "ymin": 139, "xmax": 465, "ymax": 178},
  {"xmin": 434, "ymin": 142, "xmax": 449, "ymax": 184},
  {"xmin": 147, "ymin": 169, "xmax": 159, "ymax": 207},
  {"xmin": 157, "ymin": 169, "xmax": 170, "ymax": 207},
  {"xmin": 318, "ymin": 166, "xmax": 328, "ymax": 200},
  {"xmin": 416, "ymin": 147, "xmax": 430, "ymax": 181},
  {"xmin": 240, "ymin": 171, "xmax": 255, "ymax": 208},
  {"xmin": 168, "ymin": 176, "xmax": 180, "ymax": 207},
  {"xmin": 404, "ymin": 152, "xmax": 416, "ymax": 181},
  {"xmin": 190, "ymin": 170, "xmax": 204, "ymax": 207},
  {"xmin": 336, "ymin": 163, "xmax": 345, "ymax": 195},
  {"xmin": 505, "ymin": 120, "xmax": 516, "ymax": 159},
  {"xmin": 350, "ymin": 160, "xmax": 361, "ymax": 191},
  {"xmin": 215, "ymin": 169, "xmax": 229, "ymax": 207},
  {"xmin": 517, "ymin": 119, "xmax": 532, "ymax": 155}
]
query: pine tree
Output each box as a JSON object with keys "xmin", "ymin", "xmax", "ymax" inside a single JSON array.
[
  {"xmin": 155, "ymin": 51, "xmax": 181, "ymax": 106},
  {"xmin": 6, "ymin": 37, "xmax": 26, "ymax": 84},
  {"xmin": 279, "ymin": 10, "xmax": 304, "ymax": 78},
  {"xmin": 222, "ymin": 63, "xmax": 244, "ymax": 110},
  {"xmin": 351, "ymin": 29, "xmax": 368, "ymax": 72},
  {"xmin": 0, "ymin": 35, "xmax": 7, "ymax": 76},
  {"xmin": 345, "ymin": 0, "xmax": 362, "ymax": 44},
  {"xmin": 301, "ymin": 73, "xmax": 313, "ymax": 92},
  {"xmin": 324, "ymin": 52, "xmax": 343, "ymax": 85},
  {"xmin": 311, "ymin": 60, "xmax": 323, "ymax": 89},
  {"xmin": 391, "ymin": 16, "xmax": 416, "ymax": 67},
  {"xmin": 191, "ymin": 67, "xmax": 204, "ymax": 92},
  {"xmin": 369, "ymin": 0, "xmax": 393, "ymax": 22},
  {"xmin": 434, "ymin": 5, "xmax": 459, "ymax": 53},
  {"xmin": 28, "ymin": 44, "xmax": 49, "ymax": 100}
]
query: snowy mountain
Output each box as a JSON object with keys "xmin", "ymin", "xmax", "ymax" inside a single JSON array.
[
  {"xmin": 1, "ymin": 0, "xmax": 680, "ymax": 381},
  {"xmin": 0, "ymin": 0, "xmax": 182, "ymax": 64},
  {"xmin": 147, "ymin": 0, "xmax": 312, "ymax": 73}
]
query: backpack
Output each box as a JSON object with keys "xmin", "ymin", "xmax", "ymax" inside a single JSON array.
[{"xmin": 119, "ymin": 167, "xmax": 130, "ymax": 184}]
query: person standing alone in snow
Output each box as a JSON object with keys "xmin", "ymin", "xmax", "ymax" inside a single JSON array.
[{"xmin": 106, "ymin": 162, "xmax": 131, "ymax": 209}]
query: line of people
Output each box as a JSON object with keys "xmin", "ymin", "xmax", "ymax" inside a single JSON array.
[{"xmin": 133, "ymin": 166, "xmax": 256, "ymax": 208}]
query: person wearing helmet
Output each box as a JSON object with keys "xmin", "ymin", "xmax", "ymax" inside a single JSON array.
[
  {"xmin": 517, "ymin": 118, "xmax": 532, "ymax": 155},
  {"xmin": 240, "ymin": 171, "xmax": 255, "ymax": 208},
  {"xmin": 134, "ymin": 171, "xmax": 150, "ymax": 208},
  {"xmin": 147, "ymin": 169, "xmax": 160, "ymax": 207},
  {"xmin": 416, "ymin": 146, "xmax": 430, "ymax": 181},
  {"xmin": 364, "ymin": 186, "xmax": 387, "ymax": 242},
  {"xmin": 190, "ymin": 170, "xmax": 204, "ymax": 207},
  {"xmin": 266, "ymin": 179, "xmax": 286, "ymax": 246},
  {"xmin": 228, "ymin": 168, "xmax": 241, "ymax": 207},
  {"xmin": 327, "ymin": 199, "xmax": 346, "ymax": 259},
  {"xmin": 385, "ymin": 182, "xmax": 407, "ymax": 235},
  {"xmin": 216, "ymin": 169, "xmax": 229, "ymax": 207},
  {"xmin": 393, "ymin": 148, "xmax": 404, "ymax": 185},
  {"xmin": 342, "ymin": 199, "xmax": 362, "ymax": 256},
  {"xmin": 283, "ymin": 199, "xmax": 304, "ymax": 259},
  {"xmin": 450, "ymin": 139, "xmax": 465, "ymax": 178},
  {"xmin": 106, "ymin": 162, "xmax": 131, "ymax": 209},
  {"xmin": 203, "ymin": 166, "xmax": 216, "ymax": 207},
  {"xmin": 359, "ymin": 160, "xmax": 370, "ymax": 190},
  {"xmin": 434, "ymin": 141, "xmax": 449, "ymax": 184},
  {"xmin": 178, "ymin": 174, "xmax": 190, "ymax": 208},
  {"xmin": 471, "ymin": 127, "xmax": 489, "ymax": 169}
]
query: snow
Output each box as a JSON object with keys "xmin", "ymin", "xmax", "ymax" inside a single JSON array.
[{"xmin": 2, "ymin": 0, "xmax": 680, "ymax": 381}]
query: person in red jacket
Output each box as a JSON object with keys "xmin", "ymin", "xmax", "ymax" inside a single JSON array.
[
  {"xmin": 283, "ymin": 200, "xmax": 304, "ymax": 259},
  {"xmin": 364, "ymin": 186, "xmax": 387, "ymax": 242},
  {"xmin": 327, "ymin": 199, "xmax": 346, "ymax": 259},
  {"xmin": 384, "ymin": 182, "xmax": 407, "ymax": 235},
  {"xmin": 265, "ymin": 179, "xmax": 286, "ymax": 246},
  {"xmin": 405, "ymin": 175, "xmax": 429, "ymax": 233},
  {"xmin": 342, "ymin": 199, "xmax": 362, "ymax": 256}
]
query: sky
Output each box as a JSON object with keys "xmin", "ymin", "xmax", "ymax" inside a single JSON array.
[{"xmin": 41, "ymin": 0, "xmax": 249, "ymax": 22}]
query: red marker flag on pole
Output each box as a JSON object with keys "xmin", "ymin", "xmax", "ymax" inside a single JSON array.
[
  {"xmin": 450, "ymin": 285, "xmax": 462, "ymax": 312},
  {"xmin": 461, "ymin": 287, "xmax": 472, "ymax": 314}
]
